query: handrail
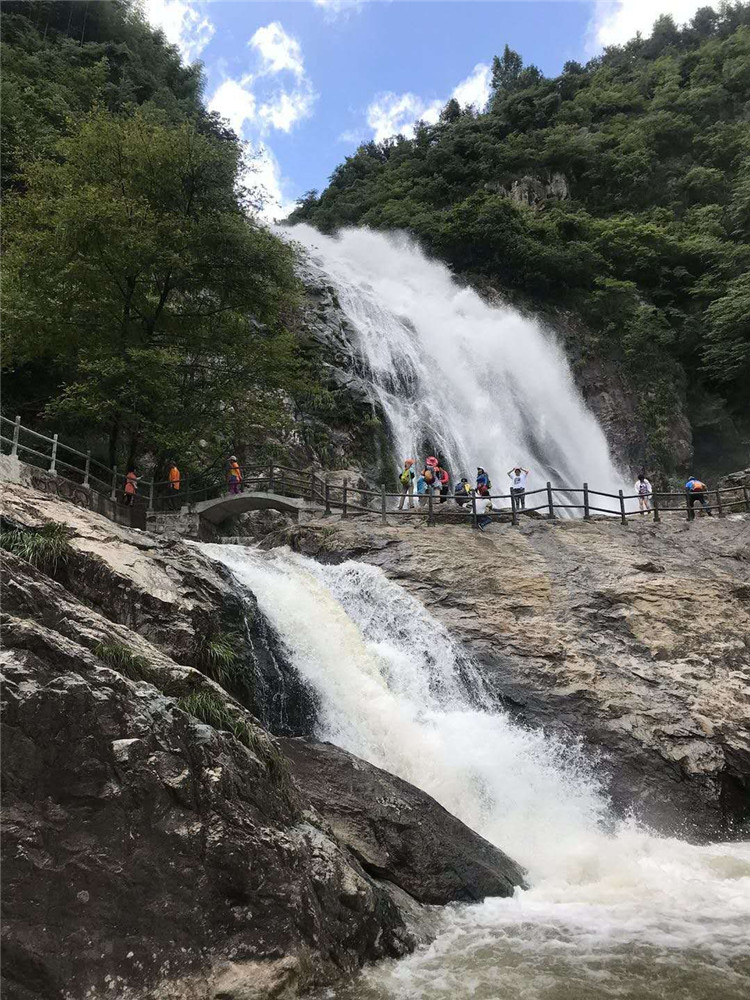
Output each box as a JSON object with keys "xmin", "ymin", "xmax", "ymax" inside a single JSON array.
[{"xmin": 3, "ymin": 414, "xmax": 749, "ymax": 526}]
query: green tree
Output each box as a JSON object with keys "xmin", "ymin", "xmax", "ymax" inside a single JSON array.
[{"xmin": 2, "ymin": 108, "xmax": 299, "ymax": 466}]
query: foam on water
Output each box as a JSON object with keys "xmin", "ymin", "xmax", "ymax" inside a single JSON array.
[{"xmin": 203, "ymin": 543, "xmax": 750, "ymax": 999}]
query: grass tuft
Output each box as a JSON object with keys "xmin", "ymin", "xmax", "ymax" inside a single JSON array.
[
  {"xmin": 197, "ymin": 629, "xmax": 243, "ymax": 688},
  {"xmin": 0, "ymin": 521, "xmax": 71, "ymax": 573},
  {"xmin": 94, "ymin": 640, "xmax": 150, "ymax": 681}
]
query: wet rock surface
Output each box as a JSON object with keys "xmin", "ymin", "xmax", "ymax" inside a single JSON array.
[
  {"xmin": 279, "ymin": 737, "xmax": 526, "ymax": 905},
  {"xmin": 0, "ymin": 484, "xmax": 528, "ymax": 999},
  {"xmin": 271, "ymin": 509, "xmax": 750, "ymax": 840}
]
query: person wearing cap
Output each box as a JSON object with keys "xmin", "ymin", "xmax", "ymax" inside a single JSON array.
[
  {"xmin": 454, "ymin": 477, "xmax": 472, "ymax": 507},
  {"xmin": 227, "ymin": 455, "xmax": 242, "ymax": 495},
  {"xmin": 398, "ymin": 458, "xmax": 416, "ymax": 510}
]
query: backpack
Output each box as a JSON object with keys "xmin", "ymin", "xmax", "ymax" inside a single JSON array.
[
  {"xmin": 424, "ymin": 469, "xmax": 435, "ymax": 484},
  {"xmin": 399, "ymin": 468, "xmax": 412, "ymax": 486}
]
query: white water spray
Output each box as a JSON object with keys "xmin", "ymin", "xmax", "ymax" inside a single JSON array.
[
  {"xmin": 205, "ymin": 543, "xmax": 750, "ymax": 1000},
  {"xmin": 287, "ymin": 224, "xmax": 625, "ymax": 496}
]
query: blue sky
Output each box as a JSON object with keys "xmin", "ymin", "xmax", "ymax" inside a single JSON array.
[{"xmin": 141, "ymin": 1, "xmax": 720, "ymax": 217}]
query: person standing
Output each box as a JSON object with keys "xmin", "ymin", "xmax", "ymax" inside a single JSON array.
[
  {"xmin": 476, "ymin": 467, "xmax": 491, "ymax": 497},
  {"xmin": 436, "ymin": 463, "xmax": 451, "ymax": 503},
  {"xmin": 634, "ymin": 473, "xmax": 652, "ymax": 513},
  {"xmin": 398, "ymin": 459, "xmax": 416, "ymax": 510},
  {"xmin": 685, "ymin": 476, "xmax": 712, "ymax": 518},
  {"xmin": 123, "ymin": 468, "xmax": 139, "ymax": 506},
  {"xmin": 507, "ymin": 466, "xmax": 529, "ymax": 510},
  {"xmin": 416, "ymin": 471, "xmax": 428, "ymax": 507},
  {"xmin": 227, "ymin": 455, "xmax": 243, "ymax": 495},
  {"xmin": 167, "ymin": 461, "xmax": 181, "ymax": 510},
  {"xmin": 422, "ymin": 459, "xmax": 439, "ymax": 497}
]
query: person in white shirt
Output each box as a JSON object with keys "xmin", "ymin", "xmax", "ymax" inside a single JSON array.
[
  {"xmin": 507, "ymin": 466, "xmax": 530, "ymax": 509},
  {"xmin": 635, "ymin": 473, "xmax": 652, "ymax": 513}
]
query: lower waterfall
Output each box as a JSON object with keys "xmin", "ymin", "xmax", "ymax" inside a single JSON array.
[{"xmin": 204, "ymin": 543, "xmax": 750, "ymax": 1000}]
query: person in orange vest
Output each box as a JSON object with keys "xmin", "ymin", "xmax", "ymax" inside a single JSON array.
[
  {"xmin": 123, "ymin": 468, "xmax": 139, "ymax": 506},
  {"xmin": 227, "ymin": 455, "xmax": 242, "ymax": 495},
  {"xmin": 167, "ymin": 461, "xmax": 181, "ymax": 510},
  {"xmin": 685, "ymin": 476, "xmax": 712, "ymax": 518}
]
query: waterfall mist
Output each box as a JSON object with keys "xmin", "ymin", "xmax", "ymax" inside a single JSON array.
[{"xmin": 287, "ymin": 225, "xmax": 626, "ymax": 496}]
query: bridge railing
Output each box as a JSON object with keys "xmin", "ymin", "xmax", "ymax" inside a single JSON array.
[{"xmin": 3, "ymin": 415, "xmax": 748, "ymax": 527}]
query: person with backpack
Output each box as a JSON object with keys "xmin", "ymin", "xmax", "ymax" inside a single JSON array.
[
  {"xmin": 507, "ymin": 466, "xmax": 529, "ymax": 510},
  {"xmin": 685, "ymin": 476, "xmax": 712, "ymax": 518},
  {"xmin": 123, "ymin": 468, "xmax": 140, "ymax": 506},
  {"xmin": 634, "ymin": 472, "xmax": 652, "ymax": 513},
  {"xmin": 398, "ymin": 458, "xmax": 416, "ymax": 510},
  {"xmin": 454, "ymin": 477, "xmax": 472, "ymax": 507},
  {"xmin": 227, "ymin": 455, "xmax": 243, "ymax": 495},
  {"xmin": 416, "ymin": 471, "xmax": 428, "ymax": 506},
  {"xmin": 476, "ymin": 467, "xmax": 491, "ymax": 496},
  {"xmin": 422, "ymin": 458, "xmax": 439, "ymax": 497}
]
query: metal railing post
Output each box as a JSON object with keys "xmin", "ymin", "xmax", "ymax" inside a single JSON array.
[
  {"xmin": 428, "ymin": 489, "xmax": 435, "ymax": 526},
  {"xmin": 268, "ymin": 463, "xmax": 274, "ymax": 493},
  {"xmin": 618, "ymin": 489, "xmax": 627, "ymax": 525},
  {"xmin": 471, "ymin": 492, "xmax": 478, "ymax": 530},
  {"xmin": 324, "ymin": 479, "xmax": 331, "ymax": 516},
  {"xmin": 715, "ymin": 490, "xmax": 723, "ymax": 517},
  {"xmin": 652, "ymin": 491, "xmax": 660, "ymax": 523},
  {"xmin": 583, "ymin": 482, "xmax": 590, "ymax": 521},
  {"xmin": 381, "ymin": 483, "xmax": 387, "ymax": 525},
  {"xmin": 342, "ymin": 478, "xmax": 348, "ymax": 519},
  {"xmin": 83, "ymin": 450, "xmax": 91, "ymax": 488},
  {"xmin": 10, "ymin": 415, "xmax": 21, "ymax": 457},
  {"xmin": 111, "ymin": 466, "xmax": 117, "ymax": 501},
  {"xmin": 744, "ymin": 486, "xmax": 750, "ymax": 513},
  {"xmin": 49, "ymin": 433, "xmax": 58, "ymax": 474},
  {"xmin": 510, "ymin": 491, "xmax": 518, "ymax": 526},
  {"xmin": 310, "ymin": 470, "xmax": 316, "ymax": 501},
  {"xmin": 546, "ymin": 482, "xmax": 555, "ymax": 519},
  {"xmin": 148, "ymin": 478, "xmax": 154, "ymax": 512}
]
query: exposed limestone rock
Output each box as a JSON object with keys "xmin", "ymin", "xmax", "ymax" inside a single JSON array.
[
  {"xmin": 279, "ymin": 737, "xmax": 526, "ymax": 905},
  {"xmin": 271, "ymin": 511, "xmax": 750, "ymax": 841}
]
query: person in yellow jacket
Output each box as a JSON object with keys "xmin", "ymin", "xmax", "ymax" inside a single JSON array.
[
  {"xmin": 227, "ymin": 456, "xmax": 242, "ymax": 495},
  {"xmin": 167, "ymin": 461, "xmax": 180, "ymax": 510}
]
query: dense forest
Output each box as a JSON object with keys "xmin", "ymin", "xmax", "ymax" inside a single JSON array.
[
  {"xmin": 291, "ymin": 5, "xmax": 750, "ymax": 472},
  {"xmin": 1, "ymin": 0, "xmax": 315, "ymax": 474}
]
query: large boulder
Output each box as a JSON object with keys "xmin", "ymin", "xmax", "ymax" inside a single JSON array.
[{"xmin": 279, "ymin": 737, "xmax": 526, "ymax": 905}]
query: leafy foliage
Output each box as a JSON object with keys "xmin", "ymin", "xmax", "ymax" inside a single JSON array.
[
  {"xmin": 291, "ymin": 6, "xmax": 750, "ymax": 470},
  {"xmin": 94, "ymin": 640, "xmax": 150, "ymax": 681},
  {"xmin": 0, "ymin": 521, "xmax": 71, "ymax": 573},
  {"xmin": 1, "ymin": 1, "xmax": 307, "ymax": 475}
]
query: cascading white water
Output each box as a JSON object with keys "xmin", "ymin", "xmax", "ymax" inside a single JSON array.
[
  {"xmin": 287, "ymin": 224, "xmax": 626, "ymax": 500},
  {"xmin": 204, "ymin": 543, "xmax": 750, "ymax": 1000}
]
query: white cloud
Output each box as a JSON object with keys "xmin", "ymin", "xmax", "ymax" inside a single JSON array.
[
  {"xmin": 452, "ymin": 63, "xmax": 492, "ymax": 112},
  {"xmin": 367, "ymin": 92, "xmax": 442, "ymax": 143},
  {"xmin": 587, "ymin": 0, "xmax": 721, "ymax": 51},
  {"xmin": 313, "ymin": 0, "xmax": 365, "ymax": 20},
  {"xmin": 140, "ymin": 0, "xmax": 214, "ymax": 63},
  {"xmin": 365, "ymin": 61, "xmax": 492, "ymax": 143},
  {"xmin": 250, "ymin": 21, "xmax": 304, "ymax": 79},
  {"xmin": 208, "ymin": 78, "xmax": 256, "ymax": 136},
  {"xmin": 258, "ymin": 87, "xmax": 316, "ymax": 133},
  {"xmin": 245, "ymin": 144, "xmax": 297, "ymax": 222}
]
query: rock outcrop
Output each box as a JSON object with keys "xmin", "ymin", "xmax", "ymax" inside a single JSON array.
[
  {"xmin": 271, "ymin": 510, "xmax": 750, "ymax": 841},
  {"xmin": 1, "ymin": 483, "xmax": 526, "ymax": 1000},
  {"xmin": 279, "ymin": 737, "xmax": 526, "ymax": 905}
]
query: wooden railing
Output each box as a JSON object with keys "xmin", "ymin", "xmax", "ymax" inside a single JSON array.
[{"xmin": 2, "ymin": 415, "xmax": 748, "ymax": 527}]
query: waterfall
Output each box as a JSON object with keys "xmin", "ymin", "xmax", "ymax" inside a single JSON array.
[
  {"xmin": 286, "ymin": 224, "xmax": 626, "ymax": 500},
  {"xmin": 204, "ymin": 542, "xmax": 750, "ymax": 1000}
]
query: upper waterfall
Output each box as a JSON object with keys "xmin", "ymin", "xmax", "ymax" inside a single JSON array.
[{"xmin": 287, "ymin": 224, "xmax": 625, "ymax": 494}]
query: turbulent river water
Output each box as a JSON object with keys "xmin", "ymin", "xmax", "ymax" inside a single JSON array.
[
  {"xmin": 204, "ymin": 544, "xmax": 750, "ymax": 1000},
  {"xmin": 286, "ymin": 224, "xmax": 626, "ymax": 501}
]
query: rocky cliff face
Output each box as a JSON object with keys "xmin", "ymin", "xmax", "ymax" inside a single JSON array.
[
  {"xmin": 1, "ymin": 483, "xmax": 525, "ymax": 1000},
  {"xmin": 268, "ymin": 509, "xmax": 750, "ymax": 841}
]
